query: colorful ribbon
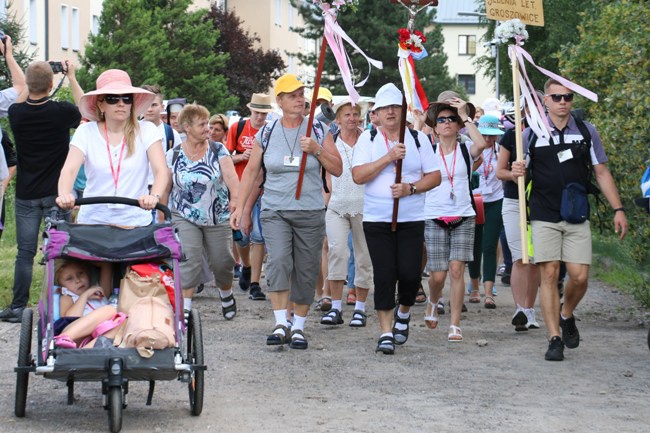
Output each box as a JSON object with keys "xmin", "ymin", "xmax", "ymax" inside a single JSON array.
[
  {"xmin": 398, "ymin": 49, "xmax": 429, "ymax": 112},
  {"xmin": 320, "ymin": 4, "xmax": 383, "ymax": 104},
  {"xmin": 509, "ymin": 41, "xmax": 599, "ymax": 140}
]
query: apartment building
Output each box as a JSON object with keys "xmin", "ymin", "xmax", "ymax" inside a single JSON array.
[
  {"xmin": 434, "ymin": 0, "xmax": 495, "ymax": 108},
  {"xmin": 3, "ymin": 0, "xmax": 102, "ymax": 63}
]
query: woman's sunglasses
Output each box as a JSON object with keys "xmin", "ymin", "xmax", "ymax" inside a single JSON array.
[
  {"xmin": 103, "ymin": 94, "xmax": 134, "ymax": 105},
  {"xmin": 436, "ymin": 115, "xmax": 459, "ymax": 124},
  {"xmin": 548, "ymin": 93, "xmax": 574, "ymax": 103}
]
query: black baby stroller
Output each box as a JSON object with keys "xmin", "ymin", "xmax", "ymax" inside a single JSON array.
[{"xmin": 14, "ymin": 197, "xmax": 205, "ymax": 433}]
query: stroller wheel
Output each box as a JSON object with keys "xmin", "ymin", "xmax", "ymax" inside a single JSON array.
[
  {"xmin": 15, "ymin": 308, "xmax": 33, "ymax": 418},
  {"xmin": 108, "ymin": 386, "xmax": 123, "ymax": 433},
  {"xmin": 187, "ymin": 309, "xmax": 204, "ymax": 416}
]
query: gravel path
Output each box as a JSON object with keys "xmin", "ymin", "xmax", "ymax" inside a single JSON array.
[{"xmin": 0, "ymin": 275, "xmax": 648, "ymax": 433}]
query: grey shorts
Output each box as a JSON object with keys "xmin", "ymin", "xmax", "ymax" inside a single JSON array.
[
  {"xmin": 424, "ymin": 217, "xmax": 475, "ymax": 272},
  {"xmin": 260, "ymin": 209, "xmax": 325, "ymax": 305}
]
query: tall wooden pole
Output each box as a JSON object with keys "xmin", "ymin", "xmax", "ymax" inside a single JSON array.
[
  {"xmin": 296, "ymin": 36, "xmax": 328, "ymax": 200},
  {"xmin": 391, "ymin": 94, "xmax": 408, "ymax": 232},
  {"xmin": 512, "ymin": 53, "xmax": 529, "ymax": 264}
]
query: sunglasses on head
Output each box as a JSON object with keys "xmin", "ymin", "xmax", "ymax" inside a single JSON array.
[
  {"xmin": 548, "ymin": 93, "xmax": 574, "ymax": 103},
  {"xmin": 436, "ymin": 115, "xmax": 459, "ymax": 124},
  {"xmin": 103, "ymin": 94, "xmax": 134, "ymax": 105}
]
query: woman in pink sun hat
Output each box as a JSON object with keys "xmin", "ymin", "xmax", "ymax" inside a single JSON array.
[{"xmin": 56, "ymin": 69, "xmax": 168, "ymax": 225}]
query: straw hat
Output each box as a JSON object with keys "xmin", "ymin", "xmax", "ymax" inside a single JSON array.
[
  {"xmin": 246, "ymin": 93, "xmax": 274, "ymax": 113},
  {"xmin": 79, "ymin": 69, "xmax": 155, "ymax": 122}
]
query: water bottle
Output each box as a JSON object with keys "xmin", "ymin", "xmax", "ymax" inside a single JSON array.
[{"xmin": 109, "ymin": 287, "xmax": 119, "ymax": 308}]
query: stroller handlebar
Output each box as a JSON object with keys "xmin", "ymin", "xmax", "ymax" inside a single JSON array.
[{"xmin": 54, "ymin": 196, "xmax": 172, "ymax": 221}]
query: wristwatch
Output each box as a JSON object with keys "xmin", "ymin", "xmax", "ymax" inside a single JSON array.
[
  {"xmin": 409, "ymin": 183, "xmax": 417, "ymax": 195},
  {"xmin": 613, "ymin": 207, "xmax": 625, "ymax": 213},
  {"xmin": 463, "ymin": 116, "xmax": 472, "ymax": 124},
  {"xmin": 314, "ymin": 149, "xmax": 322, "ymax": 158}
]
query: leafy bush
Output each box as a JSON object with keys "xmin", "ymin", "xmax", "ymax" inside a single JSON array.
[{"xmin": 560, "ymin": 0, "xmax": 650, "ymax": 265}]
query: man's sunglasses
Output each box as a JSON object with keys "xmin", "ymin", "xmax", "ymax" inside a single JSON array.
[
  {"xmin": 436, "ymin": 115, "xmax": 459, "ymax": 124},
  {"xmin": 548, "ymin": 93, "xmax": 574, "ymax": 103},
  {"xmin": 103, "ymin": 94, "xmax": 134, "ymax": 105}
]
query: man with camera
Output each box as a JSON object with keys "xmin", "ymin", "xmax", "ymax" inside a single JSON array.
[{"xmin": 0, "ymin": 60, "xmax": 81, "ymax": 323}]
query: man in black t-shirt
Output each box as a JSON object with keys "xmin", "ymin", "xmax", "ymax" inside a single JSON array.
[
  {"xmin": 525, "ymin": 78, "xmax": 627, "ymax": 361},
  {"xmin": 0, "ymin": 61, "xmax": 82, "ymax": 323}
]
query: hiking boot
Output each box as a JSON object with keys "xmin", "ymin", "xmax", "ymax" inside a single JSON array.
[
  {"xmin": 248, "ymin": 283, "xmax": 266, "ymax": 301},
  {"xmin": 238, "ymin": 266, "xmax": 251, "ymax": 292},
  {"xmin": 0, "ymin": 306, "xmax": 24, "ymax": 323},
  {"xmin": 545, "ymin": 336, "xmax": 565, "ymax": 361},
  {"xmin": 560, "ymin": 315, "xmax": 580, "ymax": 348}
]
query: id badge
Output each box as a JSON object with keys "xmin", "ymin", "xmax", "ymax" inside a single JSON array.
[
  {"xmin": 284, "ymin": 155, "xmax": 300, "ymax": 167},
  {"xmin": 481, "ymin": 183, "xmax": 493, "ymax": 195},
  {"xmin": 557, "ymin": 149, "xmax": 573, "ymax": 163}
]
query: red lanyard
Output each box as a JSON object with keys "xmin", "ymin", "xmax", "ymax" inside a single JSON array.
[
  {"xmin": 440, "ymin": 143, "xmax": 458, "ymax": 195},
  {"xmin": 483, "ymin": 146, "xmax": 494, "ymax": 179},
  {"xmin": 104, "ymin": 122, "xmax": 126, "ymax": 195},
  {"xmin": 379, "ymin": 128, "xmax": 397, "ymax": 168}
]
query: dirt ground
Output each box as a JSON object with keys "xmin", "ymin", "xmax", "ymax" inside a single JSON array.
[{"xmin": 1, "ymin": 273, "xmax": 649, "ymax": 433}]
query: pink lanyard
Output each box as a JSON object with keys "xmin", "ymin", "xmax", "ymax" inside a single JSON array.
[
  {"xmin": 379, "ymin": 128, "xmax": 397, "ymax": 169},
  {"xmin": 440, "ymin": 143, "xmax": 458, "ymax": 198},
  {"xmin": 104, "ymin": 122, "xmax": 126, "ymax": 195},
  {"xmin": 483, "ymin": 147, "xmax": 494, "ymax": 179}
]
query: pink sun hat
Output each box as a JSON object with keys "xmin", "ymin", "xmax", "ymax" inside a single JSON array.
[{"xmin": 79, "ymin": 69, "xmax": 155, "ymax": 121}]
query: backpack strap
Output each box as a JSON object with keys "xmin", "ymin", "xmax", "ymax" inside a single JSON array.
[
  {"xmin": 233, "ymin": 119, "xmax": 246, "ymax": 153},
  {"xmin": 171, "ymin": 144, "xmax": 181, "ymax": 167},
  {"xmin": 259, "ymin": 120, "xmax": 279, "ymax": 189},
  {"xmin": 163, "ymin": 123, "xmax": 175, "ymax": 151}
]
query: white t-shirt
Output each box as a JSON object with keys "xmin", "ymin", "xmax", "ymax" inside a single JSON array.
[
  {"xmin": 472, "ymin": 144, "xmax": 504, "ymax": 203},
  {"xmin": 352, "ymin": 128, "xmax": 439, "ymax": 222},
  {"xmin": 72, "ymin": 121, "xmax": 162, "ymax": 226},
  {"xmin": 145, "ymin": 121, "xmax": 182, "ymax": 185},
  {"xmin": 425, "ymin": 141, "xmax": 477, "ymax": 219}
]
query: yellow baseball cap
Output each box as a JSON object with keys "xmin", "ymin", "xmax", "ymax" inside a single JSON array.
[
  {"xmin": 317, "ymin": 87, "xmax": 333, "ymax": 103},
  {"xmin": 274, "ymin": 74, "xmax": 304, "ymax": 96}
]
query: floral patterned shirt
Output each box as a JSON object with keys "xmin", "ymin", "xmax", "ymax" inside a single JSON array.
[{"xmin": 166, "ymin": 141, "xmax": 232, "ymax": 226}]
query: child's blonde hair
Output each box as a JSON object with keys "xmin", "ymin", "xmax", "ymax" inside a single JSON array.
[{"xmin": 54, "ymin": 260, "xmax": 89, "ymax": 287}]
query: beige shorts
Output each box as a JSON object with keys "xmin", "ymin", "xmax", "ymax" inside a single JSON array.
[{"xmin": 531, "ymin": 220, "xmax": 592, "ymax": 265}]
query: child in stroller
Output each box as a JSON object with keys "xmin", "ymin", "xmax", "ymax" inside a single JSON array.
[{"xmin": 53, "ymin": 260, "xmax": 125, "ymax": 349}]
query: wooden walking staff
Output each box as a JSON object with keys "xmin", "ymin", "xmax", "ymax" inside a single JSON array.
[
  {"xmin": 295, "ymin": 36, "xmax": 328, "ymax": 200},
  {"xmin": 390, "ymin": 0, "xmax": 437, "ymax": 230},
  {"xmin": 511, "ymin": 57, "xmax": 529, "ymax": 264},
  {"xmin": 391, "ymin": 94, "xmax": 408, "ymax": 231}
]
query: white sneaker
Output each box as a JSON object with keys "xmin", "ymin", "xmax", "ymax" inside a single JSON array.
[{"xmin": 525, "ymin": 308, "xmax": 540, "ymax": 329}]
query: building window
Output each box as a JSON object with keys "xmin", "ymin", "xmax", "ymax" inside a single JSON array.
[
  {"xmin": 72, "ymin": 8, "xmax": 79, "ymax": 51},
  {"xmin": 275, "ymin": 0, "xmax": 282, "ymax": 26},
  {"xmin": 61, "ymin": 5, "xmax": 69, "ymax": 50},
  {"xmin": 92, "ymin": 15, "xmax": 99, "ymax": 36},
  {"xmin": 458, "ymin": 74, "xmax": 476, "ymax": 95},
  {"xmin": 29, "ymin": 0, "xmax": 37, "ymax": 44},
  {"xmin": 458, "ymin": 35, "xmax": 476, "ymax": 56}
]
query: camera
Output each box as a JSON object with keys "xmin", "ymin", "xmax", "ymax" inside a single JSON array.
[
  {"xmin": 49, "ymin": 61, "xmax": 65, "ymax": 74},
  {"xmin": 0, "ymin": 30, "xmax": 6, "ymax": 57}
]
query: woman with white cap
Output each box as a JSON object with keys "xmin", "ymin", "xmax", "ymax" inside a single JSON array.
[
  {"xmin": 467, "ymin": 115, "xmax": 505, "ymax": 310},
  {"xmin": 57, "ymin": 69, "xmax": 168, "ymax": 289},
  {"xmin": 352, "ymin": 83, "xmax": 440, "ymax": 355},
  {"xmin": 230, "ymin": 74, "xmax": 342, "ymax": 350}
]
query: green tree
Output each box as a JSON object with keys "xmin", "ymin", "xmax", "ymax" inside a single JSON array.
[
  {"xmin": 560, "ymin": 0, "xmax": 650, "ymax": 264},
  {"xmin": 203, "ymin": 5, "xmax": 286, "ymax": 114},
  {"xmin": 290, "ymin": 2, "xmax": 461, "ymax": 100},
  {"xmin": 474, "ymin": 0, "xmax": 592, "ymax": 99},
  {"xmin": 77, "ymin": 0, "xmax": 236, "ymax": 114},
  {"xmin": 0, "ymin": 12, "xmax": 35, "ymax": 93}
]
